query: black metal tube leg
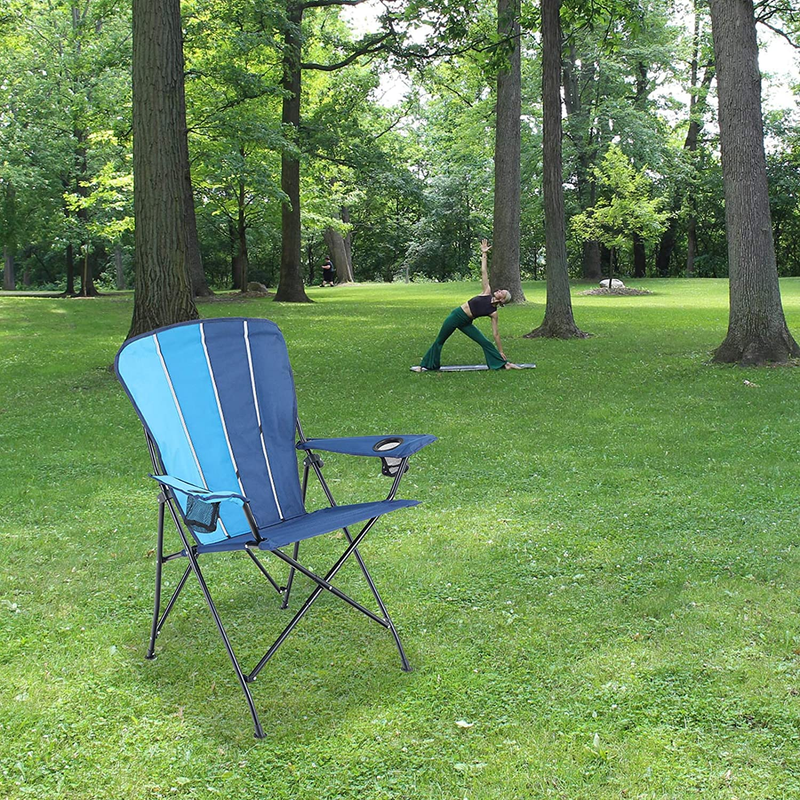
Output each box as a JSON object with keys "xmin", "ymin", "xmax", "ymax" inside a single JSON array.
[
  {"xmin": 280, "ymin": 541, "xmax": 300, "ymax": 610},
  {"xmin": 345, "ymin": 532, "xmax": 411, "ymax": 672},
  {"xmin": 147, "ymin": 499, "xmax": 166, "ymax": 659},
  {"xmin": 187, "ymin": 553, "xmax": 265, "ymax": 739},
  {"xmin": 304, "ymin": 450, "xmax": 412, "ymax": 670}
]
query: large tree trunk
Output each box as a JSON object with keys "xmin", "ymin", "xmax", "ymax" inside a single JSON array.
[
  {"xmin": 526, "ymin": 0, "xmax": 586, "ymax": 340},
  {"xmin": 182, "ymin": 153, "xmax": 212, "ymax": 298},
  {"xmin": 274, "ymin": 3, "xmax": 311, "ymax": 303},
  {"xmin": 128, "ymin": 0, "xmax": 198, "ymax": 339},
  {"xmin": 341, "ymin": 206, "xmax": 353, "ymax": 274},
  {"xmin": 323, "ymin": 221, "xmax": 354, "ymax": 283},
  {"xmin": 3, "ymin": 245, "xmax": 14, "ymax": 291},
  {"xmin": 708, "ymin": 0, "xmax": 798, "ymax": 365},
  {"xmin": 490, "ymin": 0, "xmax": 525, "ymax": 302}
]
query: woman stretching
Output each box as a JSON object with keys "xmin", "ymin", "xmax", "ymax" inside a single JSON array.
[{"xmin": 412, "ymin": 240, "xmax": 521, "ymax": 371}]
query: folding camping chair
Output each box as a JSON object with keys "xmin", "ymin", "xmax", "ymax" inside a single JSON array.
[{"xmin": 114, "ymin": 317, "xmax": 436, "ymax": 738}]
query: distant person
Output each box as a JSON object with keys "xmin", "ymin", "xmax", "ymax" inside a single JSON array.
[
  {"xmin": 412, "ymin": 239, "xmax": 521, "ymax": 371},
  {"xmin": 321, "ymin": 256, "xmax": 335, "ymax": 287}
]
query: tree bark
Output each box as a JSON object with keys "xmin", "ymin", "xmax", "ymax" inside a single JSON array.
[
  {"xmin": 526, "ymin": 0, "xmax": 587, "ymax": 339},
  {"xmin": 128, "ymin": 0, "xmax": 198, "ymax": 339},
  {"xmin": 323, "ymin": 211, "xmax": 354, "ymax": 283},
  {"xmin": 3, "ymin": 245, "xmax": 14, "ymax": 291},
  {"xmin": 65, "ymin": 244, "xmax": 76, "ymax": 295},
  {"xmin": 708, "ymin": 0, "xmax": 798, "ymax": 365},
  {"xmin": 183, "ymin": 153, "xmax": 212, "ymax": 298},
  {"xmin": 115, "ymin": 244, "xmax": 125, "ymax": 289},
  {"xmin": 490, "ymin": 0, "xmax": 525, "ymax": 302},
  {"xmin": 274, "ymin": 3, "xmax": 312, "ymax": 302},
  {"xmin": 632, "ymin": 233, "xmax": 646, "ymax": 278}
]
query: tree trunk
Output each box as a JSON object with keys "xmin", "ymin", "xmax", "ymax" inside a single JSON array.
[
  {"xmin": 632, "ymin": 233, "xmax": 646, "ymax": 278},
  {"xmin": 490, "ymin": 0, "xmax": 525, "ymax": 302},
  {"xmin": 655, "ymin": 219, "xmax": 676, "ymax": 277},
  {"xmin": 582, "ymin": 240, "xmax": 602, "ymax": 281},
  {"xmin": 526, "ymin": 0, "xmax": 587, "ymax": 339},
  {"xmin": 708, "ymin": 0, "xmax": 798, "ymax": 365},
  {"xmin": 342, "ymin": 206, "xmax": 353, "ymax": 275},
  {"xmin": 323, "ymin": 224, "xmax": 354, "ymax": 283},
  {"xmin": 65, "ymin": 244, "xmax": 76, "ymax": 295},
  {"xmin": 274, "ymin": 3, "xmax": 311, "ymax": 303},
  {"xmin": 81, "ymin": 247, "xmax": 97, "ymax": 297},
  {"xmin": 232, "ymin": 181, "xmax": 249, "ymax": 290},
  {"xmin": 128, "ymin": 0, "xmax": 198, "ymax": 339},
  {"xmin": 115, "ymin": 244, "xmax": 125, "ymax": 289},
  {"xmin": 3, "ymin": 245, "xmax": 14, "ymax": 291}
]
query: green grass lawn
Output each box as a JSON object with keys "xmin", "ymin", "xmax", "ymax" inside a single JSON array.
[{"xmin": 1, "ymin": 278, "xmax": 799, "ymax": 799}]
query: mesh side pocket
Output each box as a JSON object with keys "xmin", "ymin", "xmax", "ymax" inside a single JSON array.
[
  {"xmin": 380, "ymin": 456, "xmax": 408, "ymax": 478},
  {"xmin": 184, "ymin": 495, "xmax": 221, "ymax": 533}
]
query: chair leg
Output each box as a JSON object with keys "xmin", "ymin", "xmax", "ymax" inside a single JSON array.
[
  {"xmin": 147, "ymin": 499, "xmax": 166, "ymax": 659},
  {"xmin": 280, "ymin": 541, "xmax": 300, "ymax": 609},
  {"xmin": 342, "ymin": 527, "xmax": 411, "ymax": 672},
  {"xmin": 187, "ymin": 550, "xmax": 265, "ymax": 739},
  {"xmin": 303, "ymin": 457, "xmax": 411, "ymax": 671},
  {"xmin": 162, "ymin": 496, "xmax": 265, "ymax": 738},
  {"xmin": 245, "ymin": 549, "xmax": 284, "ymax": 595}
]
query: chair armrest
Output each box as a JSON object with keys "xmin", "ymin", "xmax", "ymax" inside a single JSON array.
[
  {"xmin": 297, "ymin": 434, "xmax": 437, "ymax": 459},
  {"xmin": 149, "ymin": 474, "xmax": 248, "ymax": 506}
]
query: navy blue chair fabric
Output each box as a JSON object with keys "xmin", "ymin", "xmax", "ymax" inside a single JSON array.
[{"xmin": 115, "ymin": 317, "xmax": 436, "ymax": 737}]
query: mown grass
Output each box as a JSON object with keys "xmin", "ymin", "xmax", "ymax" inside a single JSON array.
[{"xmin": 1, "ymin": 278, "xmax": 799, "ymax": 799}]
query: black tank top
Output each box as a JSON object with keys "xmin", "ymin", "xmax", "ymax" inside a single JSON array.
[{"xmin": 467, "ymin": 294, "xmax": 496, "ymax": 318}]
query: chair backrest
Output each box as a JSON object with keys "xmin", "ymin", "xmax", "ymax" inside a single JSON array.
[{"xmin": 115, "ymin": 318, "xmax": 306, "ymax": 544}]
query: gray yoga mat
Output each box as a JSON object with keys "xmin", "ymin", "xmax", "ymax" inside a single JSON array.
[{"xmin": 410, "ymin": 363, "xmax": 536, "ymax": 372}]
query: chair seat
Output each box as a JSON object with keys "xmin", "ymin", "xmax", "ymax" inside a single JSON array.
[{"xmin": 196, "ymin": 499, "xmax": 419, "ymax": 554}]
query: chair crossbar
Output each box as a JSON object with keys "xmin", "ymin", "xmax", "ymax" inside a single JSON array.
[
  {"xmin": 248, "ymin": 515, "xmax": 389, "ymax": 681},
  {"xmin": 149, "ymin": 564, "xmax": 191, "ymax": 652}
]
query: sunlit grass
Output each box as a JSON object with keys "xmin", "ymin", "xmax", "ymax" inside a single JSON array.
[{"xmin": 1, "ymin": 278, "xmax": 799, "ymax": 799}]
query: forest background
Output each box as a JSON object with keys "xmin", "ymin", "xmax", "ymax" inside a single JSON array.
[{"xmin": 1, "ymin": 0, "xmax": 799, "ymax": 297}]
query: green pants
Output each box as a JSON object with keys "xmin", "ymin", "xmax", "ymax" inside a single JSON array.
[{"xmin": 420, "ymin": 307, "xmax": 507, "ymax": 370}]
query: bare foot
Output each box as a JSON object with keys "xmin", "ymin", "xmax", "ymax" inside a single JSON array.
[
  {"xmin": 411, "ymin": 366, "xmax": 427, "ymax": 372},
  {"xmin": 504, "ymin": 362, "xmax": 522, "ymax": 369}
]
